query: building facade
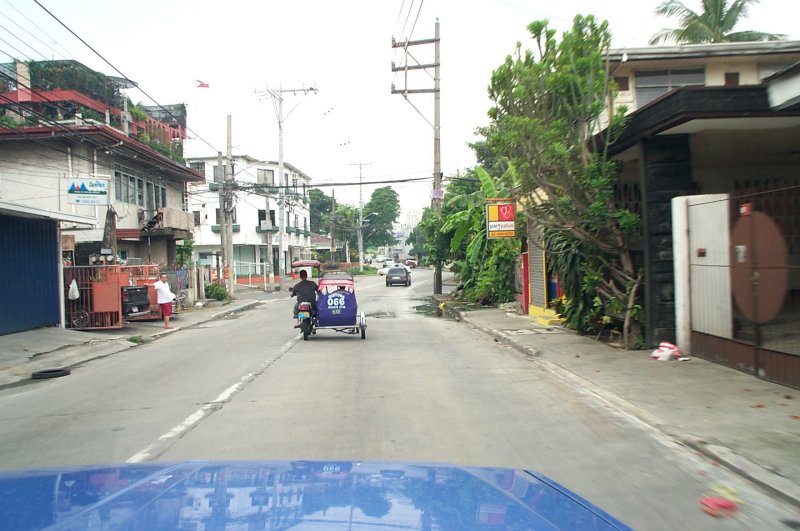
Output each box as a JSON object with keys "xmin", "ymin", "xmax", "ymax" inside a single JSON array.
[
  {"xmin": 0, "ymin": 60, "xmax": 200, "ymax": 333},
  {"xmin": 186, "ymin": 155, "xmax": 312, "ymax": 278}
]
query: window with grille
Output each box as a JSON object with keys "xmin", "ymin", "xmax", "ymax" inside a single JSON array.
[
  {"xmin": 257, "ymin": 168, "xmax": 275, "ymax": 186},
  {"xmin": 634, "ymin": 68, "xmax": 705, "ymax": 108},
  {"xmin": 189, "ymin": 161, "xmax": 205, "ymax": 177},
  {"xmin": 114, "ymin": 165, "xmax": 166, "ymax": 209}
]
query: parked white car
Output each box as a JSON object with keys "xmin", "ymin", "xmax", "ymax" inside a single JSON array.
[{"xmin": 378, "ymin": 263, "xmax": 411, "ymax": 276}]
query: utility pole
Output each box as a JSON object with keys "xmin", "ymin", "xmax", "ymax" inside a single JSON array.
[
  {"xmin": 265, "ymin": 187, "xmax": 275, "ymax": 291},
  {"xmin": 225, "ymin": 114, "xmax": 235, "ymax": 297},
  {"xmin": 392, "ymin": 18, "xmax": 443, "ymax": 294},
  {"xmin": 330, "ymin": 190, "xmax": 336, "ymax": 263},
  {"xmin": 257, "ymin": 84, "xmax": 317, "ymax": 291},
  {"xmin": 216, "ymin": 150, "xmax": 227, "ymax": 287},
  {"xmin": 350, "ymin": 162, "xmax": 371, "ymax": 272}
]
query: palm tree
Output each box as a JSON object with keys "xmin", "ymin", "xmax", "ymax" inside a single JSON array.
[{"xmin": 649, "ymin": 0, "xmax": 786, "ymax": 45}]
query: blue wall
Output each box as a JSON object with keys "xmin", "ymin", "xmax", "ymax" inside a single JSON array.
[{"xmin": 0, "ymin": 214, "xmax": 60, "ymax": 335}]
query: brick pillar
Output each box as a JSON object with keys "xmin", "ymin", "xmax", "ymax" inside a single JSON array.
[{"xmin": 638, "ymin": 135, "xmax": 695, "ymax": 346}]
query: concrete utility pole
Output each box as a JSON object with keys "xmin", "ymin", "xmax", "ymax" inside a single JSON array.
[
  {"xmin": 216, "ymin": 150, "xmax": 227, "ymax": 286},
  {"xmin": 391, "ymin": 18, "xmax": 443, "ymax": 294},
  {"xmin": 350, "ymin": 162, "xmax": 371, "ymax": 272},
  {"xmin": 225, "ymin": 114, "xmax": 235, "ymax": 297},
  {"xmin": 257, "ymin": 84, "xmax": 317, "ymax": 291},
  {"xmin": 330, "ymin": 190, "xmax": 336, "ymax": 263}
]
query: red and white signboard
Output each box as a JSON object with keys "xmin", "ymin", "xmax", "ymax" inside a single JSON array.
[{"xmin": 486, "ymin": 199, "xmax": 516, "ymax": 239}]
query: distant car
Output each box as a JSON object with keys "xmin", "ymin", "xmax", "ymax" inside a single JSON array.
[
  {"xmin": 378, "ymin": 263, "xmax": 410, "ymax": 276},
  {"xmin": 385, "ymin": 266, "xmax": 411, "ymax": 286},
  {"xmin": 404, "ymin": 259, "xmax": 417, "ymax": 268},
  {"xmin": 383, "ymin": 258, "xmax": 395, "ymax": 267}
]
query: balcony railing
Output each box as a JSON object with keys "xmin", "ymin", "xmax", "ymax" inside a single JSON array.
[
  {"xmin": 211, "ymin": 224, "xmax": 241, "ymax": 233},
  {"xmin": 139, "ymin": 208, "xmax": 193, "ymax": 233}
]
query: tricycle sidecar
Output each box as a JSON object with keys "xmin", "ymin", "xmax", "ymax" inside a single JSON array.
[{"xmin": 291, "ymin": 262, "xmax": 366, "ymax": 340}]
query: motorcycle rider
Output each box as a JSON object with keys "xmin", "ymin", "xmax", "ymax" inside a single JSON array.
[{"xmin": 289, "ymin": 269, "xmax": 318, "ymax": 328}]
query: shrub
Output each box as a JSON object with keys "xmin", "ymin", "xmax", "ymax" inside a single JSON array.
[{"xmin": 205, "ymin": 283, "xmax": 228, "ymax": 301}]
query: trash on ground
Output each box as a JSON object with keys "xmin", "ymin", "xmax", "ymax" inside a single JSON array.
[
  {"xmin": 700, "ymin": 496, "xmax": 738, "ymax": 517},
  {"xmin": 650, "ymin": 341, "xmax": 685, "ymax": 361}
]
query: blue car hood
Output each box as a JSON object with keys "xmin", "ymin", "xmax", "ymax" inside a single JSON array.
[{"xmin": 0, "ymin": 461, "xmax": 630, "ymax": 530}]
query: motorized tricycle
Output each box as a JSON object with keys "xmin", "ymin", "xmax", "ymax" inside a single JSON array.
[{"xmin": 291, "ymin": 260, "xmax": 367, "ymax": 341}]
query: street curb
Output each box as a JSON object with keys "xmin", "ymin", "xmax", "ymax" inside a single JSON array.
[
  {"xmin": 0, "ymin": 301, "xmax": 263, "ymax": 387},
  {"xmin": 210, "ymin": 300, "xmax": 261, "ymax": 320},
  {"xmin": 684, "ymin": 439, "xmax": 800, "ymax": 510},
  {"xmin": 454, "ymin": 308, "xmax": 800, "ymax": 509}
]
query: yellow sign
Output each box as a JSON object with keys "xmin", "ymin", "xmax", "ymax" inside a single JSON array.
[{"xmin": 486, "ymin": 200, "xmax": 516, "ymax": 239}]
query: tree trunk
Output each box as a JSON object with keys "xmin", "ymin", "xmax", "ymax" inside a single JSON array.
[{"xmin": 622, "ymin": 272, "xmax": 643, "ymax": 349}]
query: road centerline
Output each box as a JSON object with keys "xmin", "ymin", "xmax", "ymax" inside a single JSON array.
[{"xmin": 126, "ymin": 335, "xmax": 300, "ymax": 463}]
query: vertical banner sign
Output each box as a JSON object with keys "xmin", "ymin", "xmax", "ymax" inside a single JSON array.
[{"xmin": 486, "ymin": 199, "xmax": 516, "ymax": 239}]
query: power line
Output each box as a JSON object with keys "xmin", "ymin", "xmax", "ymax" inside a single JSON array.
[
  {"xmin": 3, "ymin": 0, "xmax": 76, "ymax": 58},
  {"xmin": 0, "ymin": 75, "xmax": 203, "ymax": 180},
  {"xmin": 32, "ymin": 0, "xmax": 219, "ymax": 153},
  {"xmin": 0, "ymin": 8, "xmax": 65, "ymax": 59},
  {"xmin": 407, "ymin": 0, "xmax": 425, "ymax": 42}
]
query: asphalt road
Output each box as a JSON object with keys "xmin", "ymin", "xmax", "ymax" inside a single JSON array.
[{"xmin": 0, "ymin": 268, "xmax": 793, "ymax": 529}]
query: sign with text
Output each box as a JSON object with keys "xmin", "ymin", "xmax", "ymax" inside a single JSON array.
[
  {"xmin": 67, "ymin": 178, "xmax": 109, "ymax": 205},
  {"xmin": 486, "ymin": 199, "xmax": 516, "ymax": 239}
]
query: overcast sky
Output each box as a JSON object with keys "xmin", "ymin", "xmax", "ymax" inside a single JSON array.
[{"xmin": 3, "ymin": 0, "xmax": 799, "ymax": 219}]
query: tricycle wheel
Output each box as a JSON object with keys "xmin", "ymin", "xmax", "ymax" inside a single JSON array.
[{"xmin": 301, "ymin": 320, "xmax": 310, "ymax": 340}]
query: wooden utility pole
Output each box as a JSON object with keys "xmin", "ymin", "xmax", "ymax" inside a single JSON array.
[{"xmin": 392, "ymin": 19, "xmax": 443, "ymax": 294}]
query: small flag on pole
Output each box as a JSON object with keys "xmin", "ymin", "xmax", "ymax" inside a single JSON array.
[{"xmin": 196, "ymin": 80, "xmax": 209, "ymax": 88}]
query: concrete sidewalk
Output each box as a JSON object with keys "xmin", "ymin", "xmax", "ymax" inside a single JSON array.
[
  {"xmin": 0, "ymin": 297, "xmax": 269, "ymax": 387},
  {"xmin": 449, "ymin": 303, "xmax": 800, "ymax": 509}
]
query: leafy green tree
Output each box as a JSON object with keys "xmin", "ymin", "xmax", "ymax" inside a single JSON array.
[
  {"xmin": 441, "ymin": 167, "xmax": 519, "ymax": 305},
  {"xmin": 363, "ymin": 186, "xmax": 400, "ymax": 248},
  {"xmin": 485, "ymin": 15, "xmax": 642, "ymax": 347},
  {"xmin": 650, "ymin": 0, "xmax": 785, "ymax": 44},
  {"xmin": 329, "ymin": 203, "xmax": 359, "ymax": 261},
  {"xmin": 176, "ymin": 239, "xmax": 194, "ymax": 267},
  {"xmin": 415, "ymin": 207, "xmax": 450, "ymax": 270},
  {"xmin": 406, "ymin": 224, "xmax": 427, "ymax": 262},
  {"xmin": 308, "ymin": 188, "xmax": 333, "ymax": 233}
]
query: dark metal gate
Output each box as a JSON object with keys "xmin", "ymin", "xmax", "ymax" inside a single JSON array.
[{"xmin": 0, "ymin": 214, "xmax": 59, "ymax": 335}]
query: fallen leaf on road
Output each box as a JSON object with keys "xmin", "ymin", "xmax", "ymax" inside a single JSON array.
[
  {"xmin": 743, "ymin": 388, "xmax": 752, "ymax": 392},
  {"xmin": 713, "ymin": 485, "xmax": 742, "ymax": 503},
  {"xmin": 594, "ymin": 369, "xmax": 600, "ymax": 372},
  {"xmin": 784, "ymin": 395, "xmax": 794, "ymax": 400},
  {"xmin": 575, "ymin": 354, "xmax": 581, "ymax": 358},
  {"xmin": 750, "ymin": 404, "xmax": 766, "ymax": 408},
  {"xmin": 791, "ymin": 415, "xmax": 800, "ymax": 421}
]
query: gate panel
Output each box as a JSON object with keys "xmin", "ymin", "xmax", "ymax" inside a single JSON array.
[
  {"xmin": 687, "ymin": 195, "xmax": 733, "ymax": 338},
  {"xmin": 692, "ymin": 331, "xmax": 756, "ymax": 374},
  {"xmin": 0, "ymin": 214, "xmax": 59, "ymax": 335}
]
